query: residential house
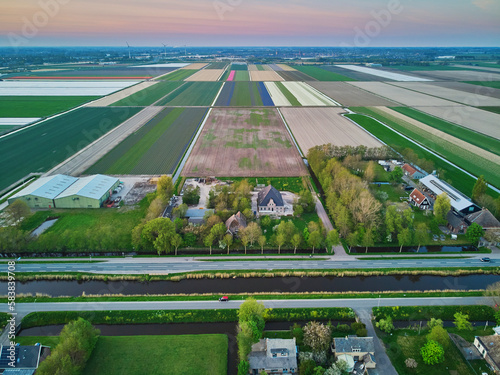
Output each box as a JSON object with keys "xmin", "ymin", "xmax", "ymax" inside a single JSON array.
[
  {"xmin": 447, "ymin": 208, "xmax": 500, "ymax": 237},
  {"xmin": 332, "ymin": 336, "xmax": 376, "ymax": 373},
  {"xmin": 402, "ymin": 164, "xmax": 427, "ymax": 180},
  {"xmin": 225, "ymin": 211, "xmax": 247, "ymax": 236},
  {"xmin": 408, "ymin": 189, "xmax": 431, "ymax": 210},
  {"xmin": 0, "ymin": 345, "xmax": 43, "ymax": 375},
  {"xmin": 257, "ymin": 185, "xmax": 285, "ymax": 215},
  {"xmin": 248, "ymin": 338, "xmax": 297, "ymax": 374},
  {"xmin": 447, "ymin": 210, "xmax": 468, "ymax": 234},
  {"xmin": 474, "ymin": 335, "xmax": 500, "ymax": 374}
]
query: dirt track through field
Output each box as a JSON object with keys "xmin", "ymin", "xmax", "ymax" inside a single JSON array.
[
  {"xmin": 281, "ymin": 107, "xmax": 383, "ymax": 152},
  {"xmin": 47, "ymin": 106, "xmax": 164, "ymax": 176},
  {"xmin": 85, "ymin": 82, "xmax": 158, "ymax": 107},
  {"xmin": 182, "ymin": 108, "xmax": 307, "ymax": 177}
]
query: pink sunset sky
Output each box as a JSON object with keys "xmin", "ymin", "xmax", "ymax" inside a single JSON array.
[{"xmin": 1, "ymin": 0, "xmax": 499, "ymax": 46}]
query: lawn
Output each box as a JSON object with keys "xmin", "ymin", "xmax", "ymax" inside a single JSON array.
[
  {"xmin": 0, "ymin": 96, "xmax": 98, "ymax": 117},
  {"xmin": 156, "ymin": 82, "xmax": 222, "ymax": 106},
  {"xmin": 87, "ymin": 108, "xmax": 208, "ymax": 175},
  {"xmin": 16, "ymin": 336, "xmax": 59, "ymax": 348},
  {"xmin": 110, "ymin": 81, "xmax": 183, "ymax": 106},
  {"xmin": 0, "ymin": 107, "xmax": 142, "ymax": 192},
  {"xmin": 464, "ymin": 81, "xmax": 500, "ymax": 90},
  {"xmin": 345, "ymin": 112, "xmax": 498, "ymax": 197},
  {"xmin": 391, "ymin": 106, "xmax": 500, "ymax": 157},
  {"xmin": 293, "ymin": 66, "xmax": 355, "ymax": 81},
  {"xmin": 158, "ymin": 69, "xmax": 198, "ymax": 81},
  {"xmin": 83, "ymin": 335, "xmax": 228, "ymax": 375}
]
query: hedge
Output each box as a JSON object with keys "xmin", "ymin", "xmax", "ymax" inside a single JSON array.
[{"xmin": 373, "ymin": 305, "xmax": 495, "ymax": 322}]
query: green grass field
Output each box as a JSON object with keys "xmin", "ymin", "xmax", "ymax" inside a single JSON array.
[
  {"xmin": 351, "ymin": 107, "xmax": 500, "ymax": 188},
  {"xmin": 464, "ymin": 81, "xmax": 500, "ymax": 89},
  {"xmin": 294, "ymin": 66, "xmax": 355, "ymax": 81},
  {"xmin": 158, "ymin": 69, "xmax": 198, "ymax": 81},
  {"xmin": 156, "ymin": 82, "xmax": 222, "ymax": 106},
  {"xmin": 391, "ymin": 106, "xmax": 500, "ymax": 156},
  {"xmin": 87, "ymin": 108, "xmax": 207, "ymax": 175},
  {"xmin": 110, "ymin": 81, "xmax": 183, "ymax": 106},
  {"xmin": 0, "ymin": 107, "xmax": 142, "ymax": 192},
  {"xmin": 275, "ymin": 82, "xmax": 302, "ymax": 106},
  {"xmin": 84, "ymin": 335, "xmax": 228, "ymax": 375},
  {"xmin": 0, "ymin": 96, "xmax": 98, "ymax": 117},
  {"xmin": 345, "ymin": 113, "xmax": 492, "ymax": 197}
]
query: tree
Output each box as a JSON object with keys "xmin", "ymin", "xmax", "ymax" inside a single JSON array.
[
  {"xmin": 182, "ymin": 185, "xmax": 201, "ymax": 205},
  {"xmin": 308, "ymin": 230, "xmax": 322, "ymax": 254},
  {"xmin": 258, "ymin": 235, "xmax": 266, "ymax": 254},
  {"xmin": 390, "ymin": 166, "xmax": 403, "ymax": 183},
  {"xmin": 326, "ymin": 229, "xmax": 340, "ymax": 253},
  {"xmin": 210, "ymin": 223, "xmax": 227, "ymax": 241},
  {"xmin": 415, "ymin": 223, "xmax": 430, "ymax": 252},
  {"xmin": 157, "ymin": 175, "xmax": 174, "ymax": 201},
  {"xmin": 142, "ymin": 218, "xmax": 176, "ymax": 255},
  {"xmin": 466, "ymin": 222, "xmax": 484, "ymax": 245},
  {"xmin": 364, "ymin": 161, "xmax": 377, "ymax": 182},
  {"xmin": 5, "ymin": 199, "xmax": 31, "ymax": 226},
  {"xmin": 171, "ymin": 233, "xmax": 183, "ymax": 256},
  {"xmin": 427, "ymin": 318, "xmax": 443, "ymax": 330},
  {"xmin": 242, "ymin": 222, "xmax": 262, "ymax": 246},
  {"xmin": 454, "ymin": 312, "xmax": 473, "ymax": 331},
  {"xmin": 294, "ymin": 204, "xmax": 304, "ymax": 217},
  {"xmin": 291, "ymin": 233, "xmax": 302, "ymax": 254},
  {"xmin": 361, "ymin": 227, "xmax": 375, "ymax": 253},
  {"xmin": 238, "ymin": 298, "xmax": 266, "ymax": 327},
  {"xmin": 472, "ymin": 175, "xmax": 488, "ymax": 202},
  {"xmin": 204, "ymin": 233, "xmax": 215, "ymax": 255},
  {"xmin": 427, "ymin": 325, "xmax": 450, "ymax": 349},
  {"xmin": 237, "ymin": 360, "xmax": 250, "ymax": 375},
  {"xmin": 224, "ymin": 234, "xmax": 233, "ymax": 255},
  {"xmin": 241, "ymin": 234, "xmax": 249, "ymax": 254},
  {"xmin": 421, "ymin": 340, "xmax": 445, "ymax": 365},
  {"xmin": 376, "ymin": 316, "xmax": 394, "ymax": 333},
  {"xmin": 298, "ymin": 189, "xmax": 316, "ymax": 213},
  {"xmin": 176, "ymin": 203, "xmax": 188, "ymax": 218},
  {"xmin": 397, "ymin": 227, "xmax": 412, "ymax": 252},
  {"xmin": 405, "ymin": 358, "xmax": 418, "ymax": 369},
  {"xmin": 260, "ymin": 215, "xmax": 271, "ymax": 227},
  {"xmin": 275, "ymin": 233, "xmax": 286, "ymax": 254},
  {"xmin": 303, "ymin": 321, "xmax": 331, "ymax": 353},
  {"xmin": 433, "ymin": 193, "xmax": 451, "ymax": 223},
  {"xmin": 351, "ymin": 190, "xmax": 382, "ymax": 229}
]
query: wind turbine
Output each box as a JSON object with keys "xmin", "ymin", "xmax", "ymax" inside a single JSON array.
[
  {"xmin": 126, "ymin": 41, "xmax": 131, "ymax": 59},
  {"xmin": 162, "ymin": 43, "xmax": 167, "ymax": 57}
]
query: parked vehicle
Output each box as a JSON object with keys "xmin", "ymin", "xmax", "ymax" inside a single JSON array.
[{"xmin": 219, "ymin": 296, "xmax": 229, "ymax": 302}]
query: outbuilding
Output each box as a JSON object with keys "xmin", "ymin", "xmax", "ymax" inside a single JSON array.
[{"xmin": 54, "ymin": 175, "xmax": 119, "ymax": 209}]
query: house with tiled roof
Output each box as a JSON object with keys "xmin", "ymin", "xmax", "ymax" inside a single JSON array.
[
  {"xmin": 408, "ymin": 188, "xmax": 431, "ymax": 210},
  {"xmin": 257, "ymin": 185, "xmax": 285, "ymax": 215},
  {"xmin": 402, "ymin": 164, "xmax": 427, "ymax": 180},
  {"xmin": 225, "ymin": 211, "xmax": 247, "ymax": 236},
  {"xmin": 474, "ymin": 335, "xmax": 500, "ymax": 374}
]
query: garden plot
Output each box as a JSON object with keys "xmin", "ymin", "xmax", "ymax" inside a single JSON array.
[
  {"xmin": 182, "ymin": 108, "xmax": 307, "ymax": 177},
  {"xmin": 429, "ymin": 82, "xmax": 500, "ymax": 99},
  {"xmin": 181, "ymin": 63, "xmax": 208, "ymax": 70},
  {"xmin": 390, "ymin": 82, "xmax": 500, "ymax": 106},
  {"xmin": 156, "ymin": 82, "xmax": 222, "ymax": 106},
  {"xmin": 282, "ymin": 82, "xmax": 338, "ymax": 106},
  {"xmin": 281, "ymin": 107, "xmax": 382, "ymax": 152},
  {"xmin": 87, "ymin": 107, "xmax": 208, "ymax": 175},
  {"xmin": 0, "ymin": 81, "xmax": 139, "ymax": 96},
  {"xmin": 336, "ymin": 65, "xmax": 432, "ymax": 81},
  {"xmin": 249, "ymin": 71, "xmax": 284, "ymax": 81},
  {"xmin": 412, "ymin": 70, "xmax": 500, "ymax": 81},
  {"xmin": 86, "ymin": 81, "xmax": 157, "ymax": 106},
  {"xmin": 414, "ymin": 105, "xmax": 500, "ymax": 140},
  {"xmin": 215, "ymin": 82, "xmax": 273, "ymax": 106},
  {"xmin": 308, "ymin": 82, "xmax": 398, "ymax": 106},
  {"xmin": 348, "ymin": 82, "xmax": 459, "ymax": 106},
  {"xmin": 185, "ymin": 69, "xmax": 225, "ymax": 81}
]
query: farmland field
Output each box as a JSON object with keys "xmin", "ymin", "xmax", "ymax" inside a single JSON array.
[
  {"xmin": 320, "ymin": 65, "xmax": 386, "ymax": 81},
  {"xmin": 230, "ymin": 64, "xmax": 248, "ymax": 71},
  {"xmin": 264, "ymin": 82, "xmax": 293, "ymax": 106},
  {"xmin": 6, "ymin": 66, "xmax": 176, "ymax": 79},
  {"xmin": 185, "ymin": 69, "xmax": 225, "ymax": 81},
  {"xmin": 87, "ymin": 107, "xmax": 208, "ymax": 175},
  {"xmin": 351, "ymin": 106, "xmax": 500, "ymax": 189},
  {"xmin": 225, "ymin": 71, "xmax": 250, "ymax": 81},
  {"xmin": 281, "ymin": 107, "xmax": 382, "ymax": 153},
  {"xmin": 181, "ymin": 63, "xmax": 208, "ymax": 70},
  {"xmin": 412, "ymin": 70, "xmax": 500, "ymax": 81},
  {"xmin": 0, "ymin": 81, "xmax": 138, "ymax": 96},
  {"xmin": 293, "ymin": 66, "xmax": 355, "ymax": 81},
  {"xmin": 156, "ymin": 82, "xmax": 222, "ymax": 106},
  {"xmin": 308, "ymin": 82, "xmax": 398, "ymax": 106},
  {"xmin": 465, "ymin": 81, "xmax": 500, "ymax": 90},
  {"xmin": 0, "ymin": 96, "xmax": 98, "ymax": 117},
  {"xmin": 277, "ymin": 70, "xmax": 314, "ymax": 81},
  {"xmin": 157, "ymin": 69, "xmax": 198, "ymax": 81},
  {"xmin": 182, "ymin": 108, "xmax": 307, "ymax": 177},
  {"xmin": 249, "ymin": 70, "xmax": 284, "ymax": 81},
  {"xmin": 109, "ymin": 81, "xmax": 184, "ymax": 106},
  {"xmin": 281, "ymin": 82, "xmax": 338, "ymax": 106},
  {"xmin": 345, "ymin": 113, "xmax": 488, "ymax": 196},
  {"xmin": 387, "ymin": 65, "xmax": 473, "ymax": 71},
  {"xmin": 86, "ymin": 82, "xmax": 158, "ymax": 106},
  {"xmin": 0, "ymin": 107, "xmax": 142, "ymax": 191},
  {"xmin": 429, "ymin": 82, "xmax": 500, "ymax": 99},
  {"xmin": 276, "ymin": 64, "xmax": 296, "ymax": 71},
  {"xmin": 479, "ymin": 106, "xmax": 500, "ymax": 115},
  {"xmin": 391, "ymin": 106, "xmax": 500, "ymax": 156},
  {"xmin": 215, "ymin": 82, "xmax": 273, "ymax": 106},
  {"xmin": 205, "ymin": 62, "xmax": 228, "ymax": 69},
  {"xmin": 336, "ymin": 65, "xmax": 431, "ymax": 81}
]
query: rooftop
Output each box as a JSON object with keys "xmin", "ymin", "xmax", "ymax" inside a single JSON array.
[
  {"xmin": 11, "ymin": 175, "xmax": 78, "ymax": 200},
  {"xmin": 0, "ymin": 345, "xmax": 42, "ymax": 370},
  {"xmin": 466, "ymin": 209, "xmax": 500, "ymax": 229},
  {"xmin": 258, "ymin": 185, "xmax": 284, "ymax": 207},
  {"xmin": 249, "ymin": 339, "xmax": 297, "ymax": 372},
  {"xmin": 56, "ymin": 174, "xmax": 119, "ymax": 200},
  {"xmin": 477, "ymin": 335, "xmax": 500, "ymax": 366},
  {"xmin": 420, "ymin": 175, "xmax": 477, "ymax": 213},
  {"xmin": 334, "ymin": 337, "xmax": 375, "ymax": 354},
  {"xmin": 409, "ymin": 188, "xmax": 427, "ymax": 205}
]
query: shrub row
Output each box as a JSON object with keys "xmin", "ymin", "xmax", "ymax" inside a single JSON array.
[{"xmin": 373, "ymin": 305, "xmax": 495, "ymax": 321}]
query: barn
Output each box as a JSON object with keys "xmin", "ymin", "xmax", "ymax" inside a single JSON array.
[
  {"xmin": 54, "ymin": 174, "xmax": 120, "ymax": 209},
  {"xmin": 8, "ymin": 174, "xmax": 78, "ymax": 209}
]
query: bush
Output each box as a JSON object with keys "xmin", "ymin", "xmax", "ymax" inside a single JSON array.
[
  {"xmin": 356, "ymin": 328, "xmax": 368, "ymax": 337},
  {"xmin": 299, "ymin": 359, "xmax": 317, "ymax": 375},
  {"xmin": 351, "ymin": 322, "xmax": 366, "ymax": 331},
  {"xmin": 237, "ymin": 360, "xmax": 250, "ymax": 375},
  {"xmin": 376, "ymin": 316, "xmax": 394, "ymax": 333},
  {"xmin": 421, "ymin": 340, "xmax": 445, "ymax": 365},
  {"xmin": 373, "ymin": 305, "xmax": 495, "ymax": 321},
  {"xmin": 336, "ymin": 324, "xmax": 351, "ymax": 333},
  {"xmin": 405, "ymin": 358, "xmax": 418, "ymax": 368}
]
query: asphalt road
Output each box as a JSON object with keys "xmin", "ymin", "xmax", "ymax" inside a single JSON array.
[{"xmin": 12, "ymin": 257, "xmax": 498, "ymax": 274}]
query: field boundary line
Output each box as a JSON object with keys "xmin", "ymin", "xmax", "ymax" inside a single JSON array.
[
  {"xmin": 277, "ymin": 108, "xmax": 305, "ymax": 158},
  {"xmin": 210, "ymin": 82, "xmax": 226, "ymax": 107},
  {"xmin": 217, "ymin": 63, "xmax": 231, "ymax": 82},
  {"xmin": 344, "ymin": 112, "xmax": 500, "ymax": 194},
  {"xmin": 173, "ymin": 108, "xmax": 213, "ymax": 182}
]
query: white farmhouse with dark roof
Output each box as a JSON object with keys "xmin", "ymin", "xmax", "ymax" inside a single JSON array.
[{"xmin": 257, "ymin": 185, "xmax": 285, "ymax": 215}]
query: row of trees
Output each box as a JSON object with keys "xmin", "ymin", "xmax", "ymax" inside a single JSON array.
[{"xmin": 237, "ymin": 299, "xmax": 266, "ymax": 375}]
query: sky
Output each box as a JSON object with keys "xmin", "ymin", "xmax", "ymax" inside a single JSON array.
[{"xmin": 0, "ymin": 0, "xmax": 499, "ymax": 47}]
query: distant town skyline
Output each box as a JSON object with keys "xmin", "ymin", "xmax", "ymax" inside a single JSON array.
[{"xmin": 1, "ymin": 0, "xmax": 499, "ymax": 47}]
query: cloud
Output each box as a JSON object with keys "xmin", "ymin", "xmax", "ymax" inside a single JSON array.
[{"xmin": 472, "ymin": 0, "xmax": 500, "ymax": 12}]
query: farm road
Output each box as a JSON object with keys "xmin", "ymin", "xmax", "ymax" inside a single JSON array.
[{"xmin": 47, "ymin": 106, "xmax": 163, "ymax": 176}]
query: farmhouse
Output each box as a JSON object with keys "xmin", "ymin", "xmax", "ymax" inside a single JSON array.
[
  {"xmin": 419, "ymin": 175, "xmax": 480, "ymax": 215},
  {"xmin": 332, "ymin": 336, "xmax": 376, "ymax": 373},
  {"xmin": 408, "ymin": 188, "xmax": 431, "ymax": 210},
  {"xmin": 474, "ymin": 335, "xmax": 500, "ymax": 374},
  {"xmin": 402, "ymin": 163, "xmax": 427, "ymax": 180},
  {"xmin": 54, "ymin": 175, "xmax": 120, "ymax": 209},
  {"xmin": 257, "ymin": 185, "xmax": 285, "ymax": 215},
  {"xmin": 8, "ymin": 174, "xmax": 78, "ymax": 209},
  {"xmin": 225, "ymin": 211, "xmax": 247, "ymax": 236},
  {"xmin": 447, "ymin": 208, "xmax": 500, "ymax": 236},
  {"xmin": 248, "ymin": 338, "xmax": 298, "ymax": 375}
]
